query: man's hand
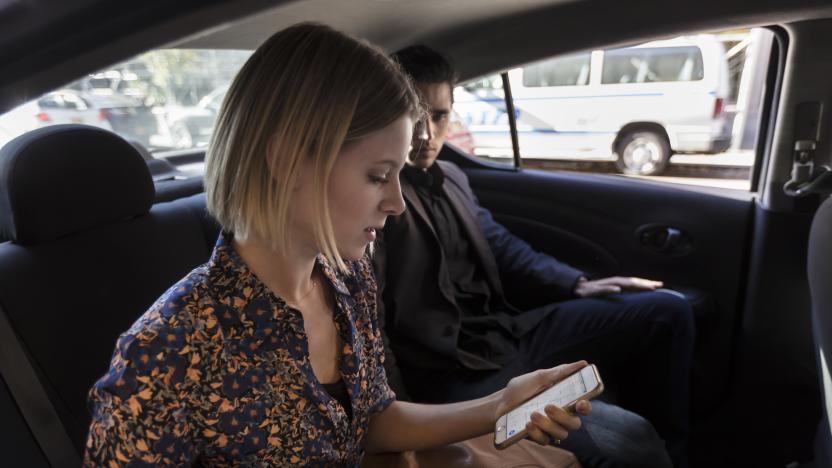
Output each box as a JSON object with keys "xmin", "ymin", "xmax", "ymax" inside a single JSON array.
[
  {"xmin": 495, "ymin": 361, "xmax": 592, "ymax": 446},
  {"xmin": 573, "ymin": 276, "xmax": 663, "ymax": 298}
]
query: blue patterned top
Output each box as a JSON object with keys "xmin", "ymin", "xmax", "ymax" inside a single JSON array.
[{"xmin": 84, "ymin": 232, "xmax": 395, "ymax": 466}]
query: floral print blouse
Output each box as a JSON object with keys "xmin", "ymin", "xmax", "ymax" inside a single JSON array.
[{"xmin": 84, "ymin": 232, "xmax": 395, "ymax": 466}]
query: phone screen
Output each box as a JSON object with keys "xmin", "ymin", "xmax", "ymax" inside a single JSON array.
[{"xmin": 504, "ymin": 369, "xmax": 588, "ymax": 439}]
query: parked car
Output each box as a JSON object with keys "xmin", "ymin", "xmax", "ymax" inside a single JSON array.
[
  {"xmin": 0, "ymin": 89, "xmax": 112, "ymax": 149},
  {"xmin": 74, "ymin": 68, "xmax": 157, "ymax": 104},
  {"xmin": 82, "ymin": 93, "xmax": 161, "ymax": 149},
  {"xmin": 161, "ymin": 84, "xmax": 229, "ymax": 149},
  {"xmin": 455, "ymin": 35, "xmax": 732, "ymax": 175}
]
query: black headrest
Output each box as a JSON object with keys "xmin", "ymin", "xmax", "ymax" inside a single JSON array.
[
  {"xmin": 0, "ymin": 125, "xmax": 154, "ymax": 244},
  {"xmin": 810, "ymin": 197, "xmax": 832, "ymax": 362}
]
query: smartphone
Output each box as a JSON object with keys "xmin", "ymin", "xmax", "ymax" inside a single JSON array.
[{"xmin": 493, "ymin": 364, "xmax": 604, "ymax": 450}]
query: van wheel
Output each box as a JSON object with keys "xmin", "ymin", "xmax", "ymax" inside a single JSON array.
[{"xmin": 615, "ymin": 131, "xmax": 670, "ymax": 176}]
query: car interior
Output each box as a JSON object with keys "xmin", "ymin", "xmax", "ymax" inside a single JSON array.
[{"xmin": 1, "ymin": 0, "xmax": 832, "ymax": 466}]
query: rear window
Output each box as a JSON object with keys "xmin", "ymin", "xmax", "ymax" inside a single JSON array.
[
  {"xmin": 601, "ymin": 46, "xmax": 704, "ymax": 84},
  {"xmin": 0, "ymin": 49, "xmax": 252, "ymax": 154}
]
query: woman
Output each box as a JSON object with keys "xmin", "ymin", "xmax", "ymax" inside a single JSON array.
[{"xmin": 84, "ymin": 22, "xmax": 590, "ymax": 466}]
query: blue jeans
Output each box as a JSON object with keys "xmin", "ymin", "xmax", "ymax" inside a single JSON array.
[
  {"xmin": 403, "ymin": 291, "xmax": 694, "ymax": 468},
  {"xmin": 562, "ymin": 400, "xmax": 673, "ymax": 468}
]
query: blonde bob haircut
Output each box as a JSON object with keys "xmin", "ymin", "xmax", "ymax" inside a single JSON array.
[{"xmin": 205, "ymin": 22, "xmax": 420, "ymax": 271}]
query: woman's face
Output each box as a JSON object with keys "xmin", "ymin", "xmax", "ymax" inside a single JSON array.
[{"xmin": 292, "ymin": 114, "xmax": 412, "ymax": 260}]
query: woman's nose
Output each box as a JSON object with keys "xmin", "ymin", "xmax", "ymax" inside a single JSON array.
[
  {"xmin": 415, "ymin": 119, "xmax": 432, "ymax": 142},
  {"xmin": 383, "ymin": 179, "xmax": 406, "ymax": 216}
]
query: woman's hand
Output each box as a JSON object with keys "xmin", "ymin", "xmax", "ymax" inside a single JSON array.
[{"xmin": 494, "ymin": 361, "xmax": 592, "ymax": 446}]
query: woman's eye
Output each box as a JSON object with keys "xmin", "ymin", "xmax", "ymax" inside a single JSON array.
[{"xmin": 369, "ymin": 174, "xmax": 389, "ymax": 184}]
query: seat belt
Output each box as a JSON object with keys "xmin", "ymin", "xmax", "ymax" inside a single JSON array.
[
  {"xmin": 0, "ymin": 305, "xmax": 80, "ymax": 467},
  {"xmin": 783, "ymin": 101, "xmax": 832, "ymax": 196}
]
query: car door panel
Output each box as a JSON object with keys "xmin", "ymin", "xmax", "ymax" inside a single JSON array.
[
  {"xmin": 494, "ymin": 212, "xmax": 621, "ymax": 277},
  {"xmin": 447, "ymin": 140, "xmax": 822, "ymax": 464},
  {"xmin": 461, "ymin": 166, "xmax": 752, "ymax": 304},
  {"xmin": 725, "ymin": 205, "xmax": 820, "ymax": 466},
  {"xmin": 445, "ymin": 149, "xmax": 753, "ymax": 417}
]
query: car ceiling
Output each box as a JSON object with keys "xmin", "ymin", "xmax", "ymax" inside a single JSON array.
[
  {"xmin": 1, "ymin": 0, "xmax": 832, "ymax": 113},
  {"xmin": 172, "ymin": 0, "xmax": 832, "ymax": 79},
  {"xmin": 170, "ymin": 0, "xmax": 580, "ymax": 53}
]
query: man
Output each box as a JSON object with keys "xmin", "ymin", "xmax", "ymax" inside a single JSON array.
[{"xmin": 375, "ymin": 45, "xmax": 695, "ymax": 468}]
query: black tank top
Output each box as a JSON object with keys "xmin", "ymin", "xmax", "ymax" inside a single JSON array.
[{"xmin": 322, "ymin": 379, "xmax": 352, "ymax": 419}]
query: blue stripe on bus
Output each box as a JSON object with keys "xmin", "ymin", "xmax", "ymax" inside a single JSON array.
[
  {"xmin": 471, "ymin": 129, "xmax": 618, "ymax": 135},
  {"xmin": 458, "ymin": 92, "xmax": 664, "ymax": 104}
]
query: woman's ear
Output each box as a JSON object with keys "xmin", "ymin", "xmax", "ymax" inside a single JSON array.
[
  {"xmin": 265, "ymin": 138, "xmax": 279, "ymax": 178},
  {"xmin": 266, "ymin": 139, "xmax": 306, "ymax": 191},
  {"xmin": 291, "ymin": 161, "xmax": 308, "ymax": 191}
]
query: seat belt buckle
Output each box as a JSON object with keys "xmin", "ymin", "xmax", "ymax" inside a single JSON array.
[{"xmin": 783, "ymin": 102, "xmax": 831, "ymax": 197}]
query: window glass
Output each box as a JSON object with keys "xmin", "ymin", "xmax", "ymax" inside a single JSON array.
[
  {"xmin": 452, "ymin": 73, "xmax": 514, "ymax": 167},
  {"xmin": 523, "ymin": 53, "xmax": 591, "ymax": 87},
  {"xmin": 452, "ymin": 29, "xmax": 773, "ymax": 190},
  {"xmin": 601, "ymin": 46, "xmax": 704, "ymax": 84},
  {"xmin": 0, "ymin": 29, "xmax": 773, "ymax": 191},
  {"xmin": 0, "ymin": 49, "xmax": 252, "ymax": 160}
]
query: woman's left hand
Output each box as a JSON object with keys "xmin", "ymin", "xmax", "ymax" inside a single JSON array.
[{"xmin": 494, "ymin": 361, "xmax": 592, "ymax": 446}]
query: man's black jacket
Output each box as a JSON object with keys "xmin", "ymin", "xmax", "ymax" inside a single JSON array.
[{"xmin": 374, "ymin": 160, "xmax": 584, "ymax": 380}]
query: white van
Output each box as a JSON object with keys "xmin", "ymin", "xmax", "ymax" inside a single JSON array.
[{"xmin": 453, "ymin": 35, "xmax": 732, "ymax": 175}]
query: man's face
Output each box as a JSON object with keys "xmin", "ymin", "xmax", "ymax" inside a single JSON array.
[{"xmin": 409, "ymin": 81, "xmax": 453, "ymax": 170}]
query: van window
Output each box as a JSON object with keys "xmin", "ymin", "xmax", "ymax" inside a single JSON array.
[
  {"xmin": 601, "ymin": 46, "xmax": 704, "ymax": 84},
  {"xmin": 523, "ymin": 53, "xmax": 591, "ymax": 87},
  {"xmin": 462, "ymin": 74, "xmax": 503, "ymax": 92}
]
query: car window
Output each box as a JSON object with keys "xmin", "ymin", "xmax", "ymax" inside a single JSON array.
[
  {"xmin": 61, "ymin": 92, "xmax": 89, "ymax": 111},
  {"xmin": 452, "ymin": 28, "xmax": 774, "ymax": 190},
  {"xmin": 0, "ymin": 49, "xmax": 252, "ymax": 156},
  {"xmin": 36, "ymin": 95, "xmax": 62, "ymax": 109}
]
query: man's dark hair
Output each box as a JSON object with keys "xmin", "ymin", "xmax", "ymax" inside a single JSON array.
[{"xmin": 392, "ymin": 45, "xmax": 458, "ymax": 86}]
